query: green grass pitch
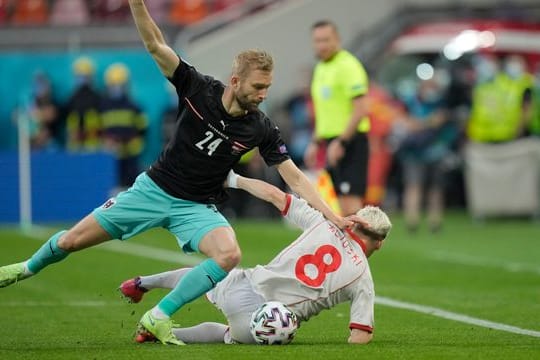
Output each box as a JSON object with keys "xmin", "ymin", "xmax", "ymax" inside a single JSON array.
[{"xmin": 0, "ymin": 212, "xmax": 539, "ymax": 359}]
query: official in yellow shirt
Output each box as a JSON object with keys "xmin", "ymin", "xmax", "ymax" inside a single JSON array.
[{"xmin": 304, "ymin": 20, "xmax": 370, "ymax": 215}]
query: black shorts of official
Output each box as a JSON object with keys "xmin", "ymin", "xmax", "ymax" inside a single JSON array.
[{"xmin": 326, "ymin": 132, "xmax": 368, "ymax": 197}]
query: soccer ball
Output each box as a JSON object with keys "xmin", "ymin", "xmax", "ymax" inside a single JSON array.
[{"xmin": 249, "ymin": 301, "xmax": 298, "ymax": 345}]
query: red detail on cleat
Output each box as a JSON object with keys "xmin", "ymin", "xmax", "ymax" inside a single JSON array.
[
  {"xmin": 135, "ymin": 331, "xmax": 157, "ymax": 343},
  {"xmin": 119, "ymin": 277, "xmax": 147, "ymax": 303}
]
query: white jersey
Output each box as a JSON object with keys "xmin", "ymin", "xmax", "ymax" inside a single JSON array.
[{"xmin": 244, "ymin": 195, "xmax": 375, "ymax": 333}]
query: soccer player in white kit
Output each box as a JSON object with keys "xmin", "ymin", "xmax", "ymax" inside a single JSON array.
[{"xmin": 120, "ymin": 171, "xmax": 392, "ymax": 344}]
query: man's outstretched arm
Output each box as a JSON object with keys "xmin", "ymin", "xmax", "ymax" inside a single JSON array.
[
  {"xmin": 277, "ymin": 159, "xmax": 351, "ymax": 228},
  {"xmin": 226, "ymin": 171, "xmax": 288, "ymax": 212},
  {"xmin": 128, "ymin": 0, "xmax": 179, "ymax": 77}
]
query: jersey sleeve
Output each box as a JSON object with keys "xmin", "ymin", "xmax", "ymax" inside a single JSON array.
[
  {"xmin": 258, "ymin": 118, "xmax": 290, "ymax": 166},
  {"xmin": 282, "ymin": 194, "xmax": 325, "ymax": 231},
  {"xmin": 167, "ymin": 56, "xmax": 208, "ymax": 98},
  {"xmin": 348, "ymin": 278, "xmax": 375, "ymax": 333},
  {"xmin": 341, "ymin": 55, "xmax": 369, "ymax": 99}
]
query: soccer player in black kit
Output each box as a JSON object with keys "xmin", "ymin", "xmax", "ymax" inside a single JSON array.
[{"xmin": 0, "ymin": 0, "xmax": 351, "ymax": 345}]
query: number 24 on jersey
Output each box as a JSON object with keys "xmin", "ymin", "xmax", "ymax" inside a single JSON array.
[{"xmin": 195, "ymin": 131, "xmax": 223, "ymax": 156}]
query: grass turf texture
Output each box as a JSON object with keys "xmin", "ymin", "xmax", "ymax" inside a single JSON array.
[{"xmin": 0, "ymin": 212, "xmax": 538, "ymax": 359}]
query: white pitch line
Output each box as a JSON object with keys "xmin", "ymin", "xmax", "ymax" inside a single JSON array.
[
  {"xmin": 428, "ymin": 251, "xmax": 540, "ymax": 276},
  {"xmin": 20, "ymin": 225, "xmax": 205, "ymax": 267},
  {"xmin": 99, "ymin": 241, "xmax": 204, "ymax": 267},
  {"xmin": 376, "ymin": 296, "xmax": 540, "ymax": 338},
  {"xmin": 0, "ymin": 301, "xmax": 120, "ymax": 307},
  {"xmin": 16, "ymin": 227, "xmax": 540, "ymax": 338}
]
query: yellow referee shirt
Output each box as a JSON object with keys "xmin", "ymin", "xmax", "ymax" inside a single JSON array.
[{"xmin": 311, "ymin": 50, "xmax": 370, "ymax": 139}]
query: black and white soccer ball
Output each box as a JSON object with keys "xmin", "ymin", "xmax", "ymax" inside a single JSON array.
[{"xmin": 249, "ymin": 301, "xmax": 298, "ymax": 345}]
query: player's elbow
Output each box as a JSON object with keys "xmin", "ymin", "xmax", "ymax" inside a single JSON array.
[
  {"xmin": 145, "ymin": 41, "xmax": 161, "ymax": 55},
  {"xmin": 142, "ymin": 34, "xmax": 167, "ymax": 54}
]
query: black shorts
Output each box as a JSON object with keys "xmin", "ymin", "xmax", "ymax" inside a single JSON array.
[{"xmin": 326, "ymin": 133, "xmax": 368, "ymax": 197}]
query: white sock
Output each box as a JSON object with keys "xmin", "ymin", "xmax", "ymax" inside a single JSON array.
[
  {"xmin": 139, "ymin": 268, "xmax": 191, "ymax": 290},
  {"xmin": 22, "ymin": 261, "xmax": 34, "ymax": 276},
  {"xmin": 150, "ymin": 306, "xmax": 169, "ymax": 320},
  {"xmin": 172, "ymin": 322, "xmax": 228, "ymax": 343}
]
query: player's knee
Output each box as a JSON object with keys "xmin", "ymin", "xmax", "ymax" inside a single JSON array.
[
  {"xmin": 215, "ymin": 247, "xmax": 241, "ymax": 271},
  {"xmin": 56, "ymin": 231, "xmax": 78, "ymax": 252},
  {"xmin": 56, "ymin": 230, "xmax": 87, "ymax": 252}
]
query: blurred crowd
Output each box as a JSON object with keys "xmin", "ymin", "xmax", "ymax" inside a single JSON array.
[
  {"xmin": 19, "ymin": 52, "xmax": 540, "ymax": 223},
  {"xmin": 20, "ymin": 57, "xmax": 148, "ymax": 190},
  {"xmin": 280, "ymin": 53, "xmax": 540, "ymax": 230},
  {"xmin": 0, "ymin": 0, "xmax": 251, "ymax": 26},
  {"xmin": 5, "ymin": 1, "xmax": 540, "ymax": 225}
]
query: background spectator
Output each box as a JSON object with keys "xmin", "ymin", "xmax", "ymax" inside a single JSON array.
[
  {"xmin": 467, "ymin": 54, "xmax": 533, "ymax": 143},
  {"xmin": 364, "ymin": 83, "xmax": 405, "ymax": 207},
  {"xmin": 282, "ymin": 73, "xmax": 314, "ymax": 168},
  {"xmin": 160, "ymin": 81, "xmax": 178, "ymax": 146},
  {"xmin": 65, "ymin": 56, "xmax": 102, "ymax": 152},
  {"xmin": 397, "ymin": 73, "xmax": 456, "ymax": 233},
  {"xmin": 101, "ymin": 63, "xmax": 148, "ymax": 189},
  {"xmin": 529, "ymin": 64, "xmax": 540, "ymax": 136},
  {"xmin": 27, "ymin": 71, "xmax": 62, "ymax": 150},
  {"xmin": 501, "ymin": 54, "xmax": 534, "ymax": 137}
]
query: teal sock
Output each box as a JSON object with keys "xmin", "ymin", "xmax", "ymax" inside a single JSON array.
[
  {"xmin": 27, "ymin": 231, "xmax": 69, "ymax": 274},
  {"xmin": 157, "ymin": 258, "xmax": 228, "ymax": 317}
]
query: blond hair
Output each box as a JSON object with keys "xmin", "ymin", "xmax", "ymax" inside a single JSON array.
[
  {"xmin": 232, "ymin": 49, "xmax": 274, "ymax": 78},
  {"xmin": 355, "ymin": 206, "xmax": 392, "ymax": 241}
]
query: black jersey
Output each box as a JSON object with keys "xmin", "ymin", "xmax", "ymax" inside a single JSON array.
[{"xmin": 147, "ymin": 59, "xmax": 290, "ymax": 203}]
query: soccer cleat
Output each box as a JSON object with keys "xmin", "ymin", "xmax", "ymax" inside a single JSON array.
[
  {"xmin": 137, "ymin": 310, "xmax": 185, "ymax": 345},
  {"xmin": 0, "ymin": 262, "xmax": 29, "ymax": 288},
  {"xmin": 135, "ymin": 322, "xmax": 184, "ymax": 343},
  {"xmin": 119, "ymin": 277, "xmax": 148, "ymax": 303}
]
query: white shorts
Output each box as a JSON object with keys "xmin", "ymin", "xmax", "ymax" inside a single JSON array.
[{"xmin": 207, "ymin": 268, "xmax": 265, "ymax": 344}]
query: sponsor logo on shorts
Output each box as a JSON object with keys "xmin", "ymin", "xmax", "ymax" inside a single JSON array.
[{"xmin": 102, "ymin": 198, "xmax": 116, "ymax": 209}]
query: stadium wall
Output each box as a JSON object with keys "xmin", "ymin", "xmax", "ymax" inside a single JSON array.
[{"xmin": 0, "ymin": 151, "xmax": 116, "ymax": 223}]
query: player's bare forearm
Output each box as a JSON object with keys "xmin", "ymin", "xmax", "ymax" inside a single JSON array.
[
  {"xmin": 129, "ymin": 0, "xmax": 179, "ymax": 77},
  {"xmin": 236, "ymin": 176, "xmax": 287, "ymax": 212},
  {"xmin": 277, "ymin": 160, "xmax": 349, "ymax": 228},
  {"xmin": 129, "ymin": 0, "xmax": 165, "ymax": 46}
]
